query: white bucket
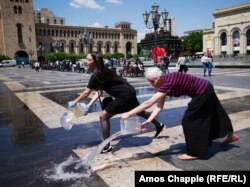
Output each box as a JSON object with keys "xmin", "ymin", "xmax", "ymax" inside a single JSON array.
[
  {"xmin": 67, "ymin": 103, "xmax": 86, "ymax": 118},
  {"xmin": 60, "ymin": 103, "xmax": 86, "ymax": 130},
  {"xmin": 120, "ymin": 117, "xmax": 141, "ymax": 135}
]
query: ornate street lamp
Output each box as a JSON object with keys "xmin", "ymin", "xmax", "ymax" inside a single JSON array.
[
  {"xmin": 37, "ymin": 44, "xmax": 44, "ymax": 57},
  {"xmin": 143, "ymin": 2, "xmax": 169, "ymax": 64},
  {"xmin": 29, "ymin": 49, "xmax": 34, "ymax": 61},
  {"xmin": 52, "ymin": 40, "xmax": 63, "ymax": 53},
  {"xmin": 79, "ymin": 29, "xmax": 93, "ymax": 54}
]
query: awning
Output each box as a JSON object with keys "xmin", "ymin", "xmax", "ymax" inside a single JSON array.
[{"xmin": 195, "ymin": 52, "xmax": 203, "ymax": 55}]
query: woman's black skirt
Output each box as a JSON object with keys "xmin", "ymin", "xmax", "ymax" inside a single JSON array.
[{"xmin": 182, "ymin": 83, "xmax": 234, "ymax": 157}]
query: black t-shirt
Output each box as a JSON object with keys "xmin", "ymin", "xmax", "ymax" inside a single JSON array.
[{"xmin": 87, "ymin": 70, "xmax": 135, "ymax": 98}]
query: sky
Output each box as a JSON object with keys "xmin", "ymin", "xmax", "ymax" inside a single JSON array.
[{"xmin": 33, "ymin": 0, "xmax": 250, "ymax": 42}]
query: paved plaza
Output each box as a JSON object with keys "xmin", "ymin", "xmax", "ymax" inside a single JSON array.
[{"xmin": 0, "ymin": 66, "xmax": 250, "ymax": 186}]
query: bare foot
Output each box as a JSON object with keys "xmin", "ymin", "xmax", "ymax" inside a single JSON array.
[
  {"xmin": 177, "ymin": 154, "xmax": 198, "ymax": 161},
  {"xmin": 221, "ymin": 133, "xmax": 239, "ymax": 146}
]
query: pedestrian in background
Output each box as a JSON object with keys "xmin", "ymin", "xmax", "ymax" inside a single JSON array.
[
  {"xmin": 177, "ymin": 52, "xmax": 188, "ymax": 73},
  {"xmin": 201, "ymin": 52, "xmax": 209, "ymax": 77}
]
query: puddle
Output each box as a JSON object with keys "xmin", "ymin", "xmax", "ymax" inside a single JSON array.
[{"xmin": 0, "ymin": 81, "xmax": 108, "ymax": 186}]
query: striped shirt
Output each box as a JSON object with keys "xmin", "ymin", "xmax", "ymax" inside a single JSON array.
[{"xmin": 158, "ymin": 72, "xmax": 209, "ymax": 97}]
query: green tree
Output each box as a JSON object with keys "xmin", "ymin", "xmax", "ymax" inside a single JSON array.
[
  {"xmin": 182, "ymin": 32, "xmax": 203, "ymax": 55},
  {"xmin": 111, "ymin": 53, "xmax": 125, "ymax": 59},
  {"xmin": 0, "ymin": 55, "xmax": 11, "ymax": 62}
]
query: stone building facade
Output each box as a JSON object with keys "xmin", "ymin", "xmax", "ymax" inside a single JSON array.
[
  {"xmin": 0, "ymin": 0, "xmax": 37, "ymax": 64},
  {"xmin": 203, "ymin": 3, "xmax": 250, "ymax": 57},
  {"xmin": 0, "ymin": 0, "xmax": 137, "ymax": 64},
  {"xmin": 35, "ymin": 22, "xmax": 137, "ymax": 60}
]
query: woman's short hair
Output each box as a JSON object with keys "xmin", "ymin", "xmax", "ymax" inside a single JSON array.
[{"xmin": 145, "ymin": 67, "xmax": 163, "ymax": 79}]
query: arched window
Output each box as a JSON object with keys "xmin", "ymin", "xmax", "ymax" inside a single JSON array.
[
  {"xmin": 246, "ymin": 29, "xmax": 250, "ymax": 46},
  {"xmin": 114, "ymin": 44, "xmax": 118, "ymax": 53},
  {"xmin": 232, "ymin": 30, "xmax": 240, "ymax": 56},
  {"xmin": 98, "ymin": 43, "xmax": 102, "ymax": 53},
  {"xmin": 220, "ymin": 32, "xmax": 227, "ymax": 46},
  {"xmin": 80, "ymin": 43, "xmax": 84, "ymax": 53},
  {"xmin": 70, "ymin": 43, "xmax": 74, "ymax": 53},
  {"xmin": 50, "ymin": 42, "xmax": 54, "ymax": 52},
  {"xmin": 13, "ymin": 6, "xmax": 18, "ymax": 14},
  {"xmin": 233, "ymin": 30, "xmax": 240, "ymax": 47},
  {"xmin": 106, "ymin": 43, "xmax": 110, "ymax": 53},
  {"xmin": 47, "ymin": 19, "xmax": 50, "ymax": 24},
  {"xmin": 246, "ymin": 29, "xmax": 250, "ymax": 54},
  {"xmin": 89, "ymin": 43, "xmax": 93, "ymax": 52},
  {"xmin": 18, "ymin": 6, "xmax": 22, "ymax": 14},
  {"xmin": 16, "ymin": 23, "xmax": 23, "ymax": 44},
  {"xmin": 61, "ymin": 43, "xmax": 65, "ymax": 52}
]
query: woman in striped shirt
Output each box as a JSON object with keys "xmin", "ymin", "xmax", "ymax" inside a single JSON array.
[{"xmin": 121, "ymin": 67, "xmax": 239, "ymax": 160}]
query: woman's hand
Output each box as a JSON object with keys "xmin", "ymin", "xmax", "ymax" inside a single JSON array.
[
  {"xmin": 121, "ymin": 112, "xmax": 130, "ymax": 120},
  {"xmin": 141, "ymin": 121, "xmax": 150, "ymax": 132},
  {"xmin": 84, "ymin": 104, "xmax": 91, "ymax": 115},
  {"xmin": 68, "ymin": 101, "xmax": 76, "ymax": 108}
]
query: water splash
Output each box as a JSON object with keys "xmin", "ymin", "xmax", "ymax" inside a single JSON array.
[
  {"xmin": 75, "ymin": 131, "xmax": 122, "ymax": 169},
  {"xmin": 44, "ymin": 156, "xmax": 91, "ymax": 181}
]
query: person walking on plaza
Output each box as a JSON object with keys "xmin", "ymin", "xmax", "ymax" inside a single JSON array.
[
  {"xmin": 68, "ymin": 53, "xmax": 164, "ymax": 153},
  {"xmin": 177, "ymin": 52, "xmax": 188, "ymax": 73},
  {"xmin": 201, "ymin": 52, "xmax": 209, "ymax": 76},
  {"xmin": 162, "ymin": 54, "xmax": 170, "ymax": 74},
  {"xmin": 34, "ymin": 61, "xmax": 39, "ymax": 72},
  {"xmin": 121, "ymin": 67, "xmax": 239, "ymax": 160}
]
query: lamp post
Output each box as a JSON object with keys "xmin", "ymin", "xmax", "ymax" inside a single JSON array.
[
  {"xmin": 37, "ymin": 44, "xmax": 44, "ymax": 56},
  {"xmin": 79, "ymin": 29, "xmax": 93, "ymax": 54},
  {"xmin": 29, "ymin": 49, "xmax": 34, "ymax": 61},
  {"xmin": 143, "ymin": 3, "xmax": 169, "ymax": 64},
  {"xmin": 52, "ymin": 40, "xmax": 63, "ymax": 53},
  {"xmin": 28, "ymin": 49, "xmax": 34, "ymax": 67}
]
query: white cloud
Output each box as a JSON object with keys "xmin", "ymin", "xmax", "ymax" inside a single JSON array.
[
  {"xmin": 89, "ymin": 22, "xmax": 105, "ymax": 28},
  {"xmin": 137, "ymin": 32, "xmax": 145, "ymax": 43},
  {"xmin": 106, "ymin": 0, "xmax": 123, "ymax": 4},
  {"xmin": 69, "ymin": 0, "xmax": 104, "ymax": 9}
]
